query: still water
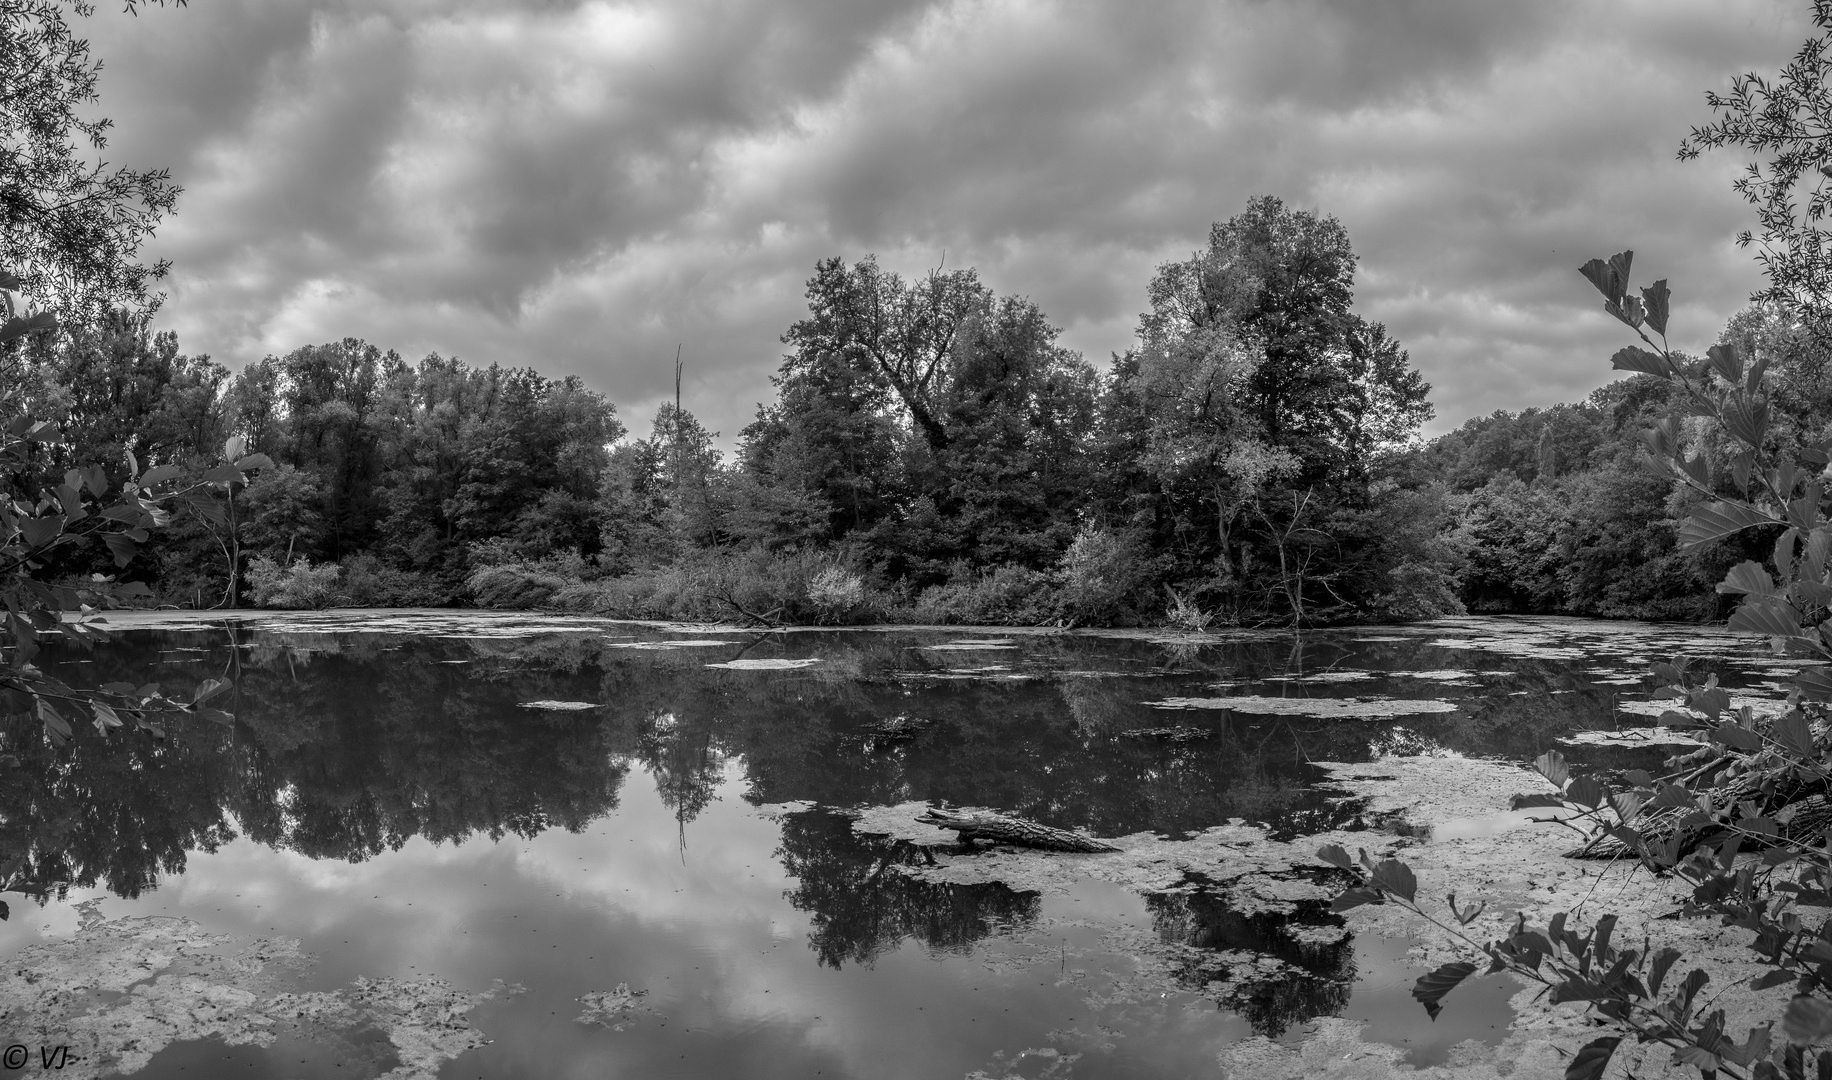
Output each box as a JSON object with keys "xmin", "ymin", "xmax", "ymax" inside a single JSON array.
[{"xmin": 0, "ymin": 612, "xmax": 1781, "ymax": 1078}]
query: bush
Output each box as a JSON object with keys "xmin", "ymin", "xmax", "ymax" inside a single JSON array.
[
  {"xmin": 908, "ymin": 563, "xmax": 1059, "ymax": 625},
  {"xmin": 338, "ymin": 555, "xmax": 450, "ymax": 607},
  {"xmin": 1163, "ymin": 586, "xmax": 1214, "ymax": 632},
  {"xmin": 247, "ymin": 556, "xmax": 341, "ymax": 609},
  {"xmin": 807, "ymin": 565, "xmax": 867, "ymax": 623},
  {"xmin": 1055, "ymin": 525, "xmax": 1153, "ymax": 626},
  {"xmin": 465, "ymin": 564, "xmax": 570, "ymax": 609},
  {"xmin": 1370, "ymin": 558, "xmax": 1466, "ymax": 622}
]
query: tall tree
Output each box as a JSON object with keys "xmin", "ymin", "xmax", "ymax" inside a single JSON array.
[
  {"xmin": 0, "ymin": 1, "xmax": 183, "ymax": 321},
  {"xmin": 780, "ymin": 256, "xmax": 988, "ymax": 450}
]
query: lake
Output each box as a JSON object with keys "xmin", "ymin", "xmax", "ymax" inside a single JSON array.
[{"xmin": 0, "ymin": 611, "xmax": 1782, "ymax": 1079}]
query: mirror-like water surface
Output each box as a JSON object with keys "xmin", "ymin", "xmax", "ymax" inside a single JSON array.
[{"xmin": 0, "ymin": 613, "xmax": 1780, "ymax": 1078}]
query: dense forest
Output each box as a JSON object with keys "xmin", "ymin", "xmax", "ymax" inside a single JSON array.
[{"xmin": 1, "ymin": 193, "xmax": 1801, "ymax": 627}]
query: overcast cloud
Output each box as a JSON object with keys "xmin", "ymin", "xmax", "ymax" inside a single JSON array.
[{"xmin": 72, "ymin": 0, "xmax": 1811, "ymax": 442}]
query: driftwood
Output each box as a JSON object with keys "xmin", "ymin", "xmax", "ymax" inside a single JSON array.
[{"xmin": 916, "ymin": 807, "xmax": 1121, "ymax": 853}]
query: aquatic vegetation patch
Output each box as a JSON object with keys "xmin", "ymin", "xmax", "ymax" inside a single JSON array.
[
  {"xmin": 1145, "ymin": 695, "xmax": 1459, "ymax": 718},
  {"xmin": 703, "ymin": 657, "xmax": 822, "ymax": 670},
  {"xmin": 0, "ymin": 902, "xmax": 519, "ymax": 1080},
  {"xmin": 922, "ymin": 638, "xmax": 1019, "ymax": 651},
  {"xmin": 574, "ymin": 984, "xmax": 654, "ymax": 1030},
  {"xmin": 517, "ymin": 699, "xmax": 599, "ymax": 711},
  {"xmin": 604, "ymin": 639, "xmax": 740, "ymax": 649},
  {"xmin": 1616, "ymin": 693, "xmax": 1784, "ymax": 719},
  {"xmin": 1556, "ymin": 726, "xmax": 1700, "ymax": 749}
]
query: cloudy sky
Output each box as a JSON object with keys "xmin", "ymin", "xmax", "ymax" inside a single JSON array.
[{"xmin": 73, "ymin": 0, "xmax": 1811, "ymax": 443}]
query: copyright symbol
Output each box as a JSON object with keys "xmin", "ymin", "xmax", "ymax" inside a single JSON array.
[{"xmin": 1, "ymin": 1044, "xmax": 25, "ymax": 1069}]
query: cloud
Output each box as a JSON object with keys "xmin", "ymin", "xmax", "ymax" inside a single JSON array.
[{"xmin": 69, "ymin": 0, "xmax": 1817, "ymax": 441}]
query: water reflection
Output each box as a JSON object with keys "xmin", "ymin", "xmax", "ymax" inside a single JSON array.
[
  {"xmin": 777, "ymin": 812, "xmax": 1040, "ymax": 969},
  {"xmin": 0, "ymin": 615, "xmax": 1782, "ymax": 1069},
  {"xmin": 1147, "ymin": 873, "xmax": 1355, "ymax": 1036}
]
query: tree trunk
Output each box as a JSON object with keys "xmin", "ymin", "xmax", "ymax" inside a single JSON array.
[{"xmin": 916, "ymin": 807, "xmax": 1120, "ymax": 853}]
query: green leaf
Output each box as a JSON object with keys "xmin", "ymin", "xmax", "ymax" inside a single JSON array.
[
  {"xmin": 1782, "ymin": 996, "xmax": 1832, "ymax": 1045},
  {"xmin": 1649, "ymin": 947, "xmax": 1682, "ymax": 995},
  {"xmin": 1724, "ymin": 398, "xmax": 1772, "ymax": 448},
  {"xmin": 90, "ymin": 700, "xmax": 122, "ymax": 732},
  {"xmin": 1330, "ymin": 886, "xmax": 1384, "ymax": 913},
  {"xmin": 1680, "ymin": 501, "xmax": 1780, "ymax": 550},
  {"xmin": 35, "ymin": 699, "xmax": 70, "ymax": 744},
  {"xmin": 1712, "ymin": 725, "xmax": 1765, "ymax": 752},
  {"xmin": 1800, "ymin": 667, "xmax": 1832, "ymax": 702},
  {"xmin": 1777, "ymin": 710, "xmax": 1816, "ymax": 757},
  {"xmin": 1648, "ymin": 783, "xmax": 1698, "ymax": 810},
  {"xmin": 1411, "ymin": 961, "xmax": 1478, "ymax": 1021},
  {"xmin": 1610, "ymin": 345, "xmax": 1669, "ymax": 377},
  {"xmin": 1673, "ymin": 1045, "xmax": 1723, "ymax": 1072},
  {"xmin": 16, "ymin": 514, "xmax": 63, "ymax": 548},
  {"xmin": 1371, "ymin": 859, "xmax": 1417, "ymax": 902},
  {"xmin": 1534, "ymin": 750, "xmax": 1569, "ymax": 790},
  {"xmin": 138, "ymin": 464, "xmax": 183, "ymax": 488},
  {"xmin": 234, "ymin": 453, "xmax": 274, "ymax": 472},
  {"xmin": 1641, "ymin": 279, "xmax": 1670, "ymax": 336},
  {"xmin": 1566, "ymin": 776, "xmax": 1606, "ymax": 808},
  {"xmin": 1316, "ymin": 844, "xmax": 1353, "ymax": 871},
  {"xmin": 1511, "ymin": 793, "xmax": 1567, "ymax": 810},
  {"xmin": 1580, "ymin": 257, "xmax": 1628, "ymax": 304},
  {"xmin": 1565, "ymin": 1036, "xmax": 1621, "ymax": 1080},
  {"xmin": 102, "ymin": 532, "xmax": 139, "ymax": 568},
  {"xmin": 1729, "ymin": 598, "xmax": 1804, "ymax": 638},
  {"xmin": 0, "ymin": 311, "xmax": 57, "ymax": 344},
  {"xmin": 1709, "ymin": 342, "xmax": 1745, "ymax": 382},
  {"xmin": 1720, "ymin": 560, "xmax": 1779, "ymax": 596},
  {"xmin": 191, "ymin": 678, "xmax": 230, "ymax": 705},
  {"xmin": 1754, "ymin": 970, "xmax": 1798, "ymax": 991}
]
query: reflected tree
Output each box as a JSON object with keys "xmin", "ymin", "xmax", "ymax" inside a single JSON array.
[{"xmin": 776, "ymin": 811, "xmax": 1039, "ymax": 969}]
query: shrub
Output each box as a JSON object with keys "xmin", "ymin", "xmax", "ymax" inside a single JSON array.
[
  {"xmin": 807, "ymin": 565, "xmax": 866, "ymax": 623},
  {"xmin": 247, "ymin": 556, "xmax": 341, "ymax": 609},
  {"xmin": 1163, "ymin": 585, "xmax": 1213, "ymax": 633},
  {"xmin": 338, "ymin": 555, "xmax": 450, "ymax": 607},
  {"xmin": 465, "ymin": 564, "xmax": 570, "ymax": 609},
  {"xmin": 908, "ymin": 563, "xmax": 1058, "ymax": 625},
  {"xmin": 1370, "ymin": 558, "xmax": 1466, "ymax": 622},
  {"xmin": 1055, "ymin": 525, "xmax": 1152, "ymax": 626}
]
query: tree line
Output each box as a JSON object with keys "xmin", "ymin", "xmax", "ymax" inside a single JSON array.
[{"xmin": 10, "ymin": 191, "xmax": 1808, "ymax": 626}]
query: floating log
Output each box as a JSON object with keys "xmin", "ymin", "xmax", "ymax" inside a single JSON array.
[{"xmin": 916, "ymin": 807, "xmax": 1121, "ymax": 853}]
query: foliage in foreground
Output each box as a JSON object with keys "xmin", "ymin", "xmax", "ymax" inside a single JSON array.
[{"xmin": 1323, "ymin": 253, "xmax": 1832, "ymax": 1078}]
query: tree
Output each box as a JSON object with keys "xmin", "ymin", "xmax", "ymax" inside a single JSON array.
[
  {"xmin": 0, "ymin": 1, "xmax": 184, "ymax": 322},
  {"xmin": 780, "ymin": 256, "xmax": 988, "ymax": 451},
  {"xmin": 1143, "ymin": 196, "xmax": 1431, "ymax": 480},
  {"xmin": 1681, "ymin": 0, "xmax": 1832, "ymax": 329}
]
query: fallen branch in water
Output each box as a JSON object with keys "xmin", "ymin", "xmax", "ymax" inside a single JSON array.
[{"xmin": 916, "ymin": 807, "xmax": 1121, "ymax": 853}]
